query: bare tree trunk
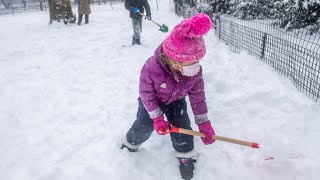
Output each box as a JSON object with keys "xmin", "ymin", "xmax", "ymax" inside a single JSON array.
[
  {"xmin": 39, "ymin": 1, "xmax": 43, "ymax": 11},
  {"xmin": 1, "ymin": 0, "xmax": 9, "ymax": 9}
]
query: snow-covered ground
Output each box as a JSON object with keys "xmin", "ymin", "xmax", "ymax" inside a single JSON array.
[{"xmin": 1, "ymin": 1, "xmax": 320, "ymax": 180}]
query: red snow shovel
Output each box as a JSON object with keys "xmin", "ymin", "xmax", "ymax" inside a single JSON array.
[{"xmin": 159, "ymin": 126, "xmax": 274, "ymax": 160}]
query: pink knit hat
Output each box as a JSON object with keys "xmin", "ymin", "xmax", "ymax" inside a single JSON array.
[{"xmin": 162, "ymin": 13, "xmax": 212, "ymax": 62}]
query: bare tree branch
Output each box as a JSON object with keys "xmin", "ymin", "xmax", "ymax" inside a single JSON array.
[{"xmin": 1, "ymin": 0, "xmax": 9, "ymax": 9}]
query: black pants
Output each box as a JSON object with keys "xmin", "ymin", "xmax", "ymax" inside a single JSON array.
[
  {"xmin": 78, "ymin": 14, "xmax": 89, "ymax": 24},
  {"xmin": 126, "ymin": 98, "xmax": 194, "ymax": 153}
]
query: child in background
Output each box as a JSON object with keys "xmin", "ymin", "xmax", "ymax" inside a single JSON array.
[
  {"xmin": 125, "ymin": 0, "xmax": 152, "ymax": 45},
  {"xmin": 121, "ymin": 13, "xmax": 215, "ymax": 180}
]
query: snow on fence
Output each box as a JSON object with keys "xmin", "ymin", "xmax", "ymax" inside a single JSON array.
[{"xmin": 214, "ymin": 15, "xmax": 320, "ymax": 102}]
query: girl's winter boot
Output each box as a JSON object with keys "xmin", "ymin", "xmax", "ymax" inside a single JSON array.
[
  {"xmin": 120, "ymin": 144, "xmax": 139, "ymax": 152},
  {"xmin": 178, "ymin": 158, "xmax": 196, "ymax": 180},
  {"xmin": 120, "ymin": 137, "xmax": 141, "ymax": 152}
]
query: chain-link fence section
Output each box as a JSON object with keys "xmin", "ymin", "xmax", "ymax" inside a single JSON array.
[{"xmin": 214, "ymin": 15, "xmax": 320, "ymax": 102}]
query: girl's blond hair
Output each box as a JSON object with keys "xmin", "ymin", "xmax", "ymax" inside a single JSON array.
[{"xmin": 160, "ymin": 50, "xmax": 180, "ymax": 81}]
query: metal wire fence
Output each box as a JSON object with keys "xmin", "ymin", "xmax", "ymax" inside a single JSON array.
[{"xmin": 214, "ymin": 15, "xmax": 320, "ymax": 102}]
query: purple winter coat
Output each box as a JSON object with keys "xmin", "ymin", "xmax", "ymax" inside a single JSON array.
[{"xmin": 139, "ymin": 45, "xmax": 209, "ymax": 124}]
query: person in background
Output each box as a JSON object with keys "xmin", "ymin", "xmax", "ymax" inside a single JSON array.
[
  {"xmin": 78, "ymin": 0, "xmax": 91, "ymax": 25},
  {"xmin": 125, "ymin": 0, "xmax": 151, "ymax": 45}
]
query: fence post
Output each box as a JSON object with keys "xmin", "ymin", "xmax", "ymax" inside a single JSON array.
[
  {"xmin": 261, "ymin": 33, "xmax": 267, "ymax": 59},
  {"xmin": 156, "ymin": 0, "xmax": 159, "ymax": 10},
  {"xmin": 218, "ymin": 16, "xmax": 221, "ymax": 40},
  {"xmin": 317, "ymin": 83, "xmax": 320, "ymax": 102}
]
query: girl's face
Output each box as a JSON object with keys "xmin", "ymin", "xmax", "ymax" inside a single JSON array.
[
  {"xmin": 169, "ymin": 59, "xmax": 199, "ymax": 71},
  {"xmin": 167, "ymin": 57, "xmax": 201, "ymax": 77}
]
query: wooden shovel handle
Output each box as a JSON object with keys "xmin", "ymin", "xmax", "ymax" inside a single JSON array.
[{"xmin": 178, "ymin": 128, "xmax": 259, "ymax": 148}]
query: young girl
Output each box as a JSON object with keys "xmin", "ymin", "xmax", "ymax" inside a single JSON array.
[{"xmin": 121, "ymin": 13, "xmax": 215, "ymax": 180}]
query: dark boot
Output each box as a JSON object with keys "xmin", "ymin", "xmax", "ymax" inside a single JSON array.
[
  {"xmin": 120, "ymin": 144, "xmax": 139, "ymax": 152},
  {"xmin": 132, "ymin": 36, "xmax": 141, "ymax": 45},
  {"xmin": 132, "ymin": 36, "xmax": 137, "ymax": 45},
  {"xmin": 85, "ymin": 14, "xmax": 89, "ymax": 24},
  {"xmin": 178, "ymin": 158, "xmax": 196, "ymax": 180},
  {"xmin": 78, "ymin": 14, "xmax": 83, "ymax": 25},
  {"xmin": 121, "ymin": 137, "xmax": 141, "ymax": 152},
  {"xmin": 136, "ymin": 37, "xmax": 141, "ymax": 45}
]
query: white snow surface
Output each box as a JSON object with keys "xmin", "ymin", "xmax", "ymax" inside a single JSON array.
[{"xmin": 1, "ymin": 1, "xmax": 320, "ymax": 180}]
